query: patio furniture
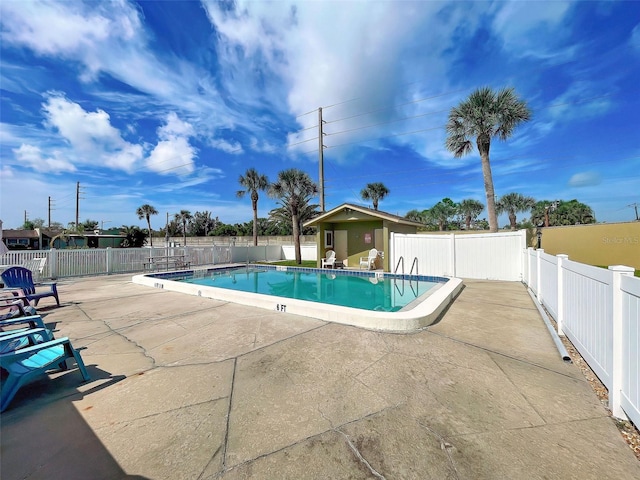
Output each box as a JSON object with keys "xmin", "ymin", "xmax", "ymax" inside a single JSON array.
[
  {"xmin": 0, "ymin": 329, "xmax": 90, "ymax": 412},
  {"xmin": 359, "ymin": 248, "xmax": 379, "ymax": 270},
  {"xmin": 1, "ymin": 267, "xmax": 59, "ymax": 306},
  {"xmin": 321, "ymin": 250, "xmax": 336, "ymax": 269},
  {"xmin": 0, "ymin": 315, "xmax": 54, "ymax": 345},
  {"xmin": 0, "ymin": 289, "xmax": 38, "ymax": 320},
  {"xmin": 144, "ymin": 255, "xmax": 191, "ymax": 271},
  {"xmin": 22, "ymin": 258, "xmax": 47, "ymax": 282}
]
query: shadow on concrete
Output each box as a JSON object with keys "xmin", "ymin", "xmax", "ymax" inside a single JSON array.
[{"xmin": 0, "ymin": 365, "xmax": 142, "ymax": 480}]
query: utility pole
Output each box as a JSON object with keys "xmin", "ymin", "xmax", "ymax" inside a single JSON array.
[
  {"xmin": 165, "ymin": 211, "xmax": 170, "ymax": 248},
  {"xmin": 75, "ymin": 181, "xmax": 81, "ymax": 229},
  {"xmin": 628, "ymin": 203, "xmax": 639, "ymax": 221},
  {"xmin": 24, "ymin": 210, "xmax": 28, "ymax": 224},
  {"xmin": 318, "ymin": 107, "xmax": 326, "ymax": 212},
  {"xmin": 48, "ymin": 196, "xmax": 53, "ymax": 227}
]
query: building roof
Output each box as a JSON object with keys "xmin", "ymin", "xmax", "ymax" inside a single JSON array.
[
  {"xmin": 2, "ymin": 229, "xmax": 40, "ymax": 239},
  {"xmin": 304, "ymin": 203, "xmax": 424, "ymax": 227}
]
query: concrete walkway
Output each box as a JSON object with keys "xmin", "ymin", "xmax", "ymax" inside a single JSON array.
[{"xmin": 1, "ymin": 275, "xmax": 638, "ymax": 479}]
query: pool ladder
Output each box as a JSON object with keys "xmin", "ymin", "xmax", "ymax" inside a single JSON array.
[
  {"xmin": 393, "ymin": 256, "xmax": 420, "ymax": 298},
  {"xmin": 394, "ymin": 256, "xmax": 419, "ymax": 276}
]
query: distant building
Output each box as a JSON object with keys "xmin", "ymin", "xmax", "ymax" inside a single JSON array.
[{"xmin": 1, "ymin": 228, "xmax": 126, "ymax": 250}]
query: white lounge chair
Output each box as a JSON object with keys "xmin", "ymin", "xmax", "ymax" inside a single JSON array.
[
  {"xmin": 22, "ymin": 258, "xmax": 47, "ymax": 282},
  {"xmin": 359, "ymin": 249, "xmax": 379, "ymax": 270},
  {"xmin": 321, "ymin": 250, "xmax": 336, "ymax": 269}
]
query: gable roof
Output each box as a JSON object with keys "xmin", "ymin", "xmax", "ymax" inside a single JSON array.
[{"xmin": 304, "ymin": 203, "xmax": 423, "ymax": 227}]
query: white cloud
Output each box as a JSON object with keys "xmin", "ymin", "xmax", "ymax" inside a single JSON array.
[
  {"xmin": 146, "ymin": 113, "xmax": 197, "ymax": 175},
  {"xmin": 203, "ymin": 0, "xmax": 490, "ymax": 170},
  {"xmin": 211, "ymin": 139, "xmax": 243, "ymax": 154},
  {"xmin": 13, "ymin": 144, "xmax": 76, "ymax": 173},
  {"xmin": 0, "ymin": 1, "xmax": 113, "ymax": 57},
  {"xmin": 492, "ymin": 1, "xmax": 574, "ymax": 59},
  {"xmin": 0, "ymin": 165, "xmax": 15, "ymax": 179},
  {"xmin": 249, "ymin": 137, "xmax": 278, "ymax": 154},
  {"xmin": 147, "ymin": 138, "xmax": 196, "ymax": 176},
  {"xmin": 544, "ymin": 81, "xmax": 613, "ymax": 123},
  {"xmin": 158, "ymin": 112, "xmax": 194, "ymax": 139},
  {"xmin": 568, "ymin": 171, "xmax": 602, "ymax": 187},
  {"xmin": 41, "ymin": 93, "xmax": 144, "ymax": 171}
]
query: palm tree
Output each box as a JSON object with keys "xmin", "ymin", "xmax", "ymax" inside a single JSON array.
[
  {"xmin": 458, "ymin": 199, "xmax": 485, "ymax": 230},
  {"xmin": 236, "ymin": 168, "xmax": 269, "ymax": 246},
  {"xmin": 174, "ymin": 210, "xmax": 192, "ymax": 247},
  {"xmin": 445, "ymin": 87, "xmax": 531, "ymax": 232},
  {"xmin": 136, "ymin": 204, "xmax": 158, "ymax": 246},
  {"xmin": 269, "ymin": 202, "xmax": 319, "ymax": 235},
  {"xmin": 405, "ymin": 209, "xmax": 428, "ymax": 224},
  {"xmin": 360, "ymin": 182, "xmax": 389, "ymax": 210},
  {"xmin": 428, "ymin": 200, "xmax": 458, "ymax": 231},
  {"xmin": 496, "ymin": 193, "xmax": 535, "ymax": 230},
  {"xmin": 269, "ymin": 169, "xmax": 318, "ymax": 264}
]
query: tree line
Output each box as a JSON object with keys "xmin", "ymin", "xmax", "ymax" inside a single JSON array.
[{"xmin": 406, "ymin": 195, "xmax": 595, "ymax": 231}]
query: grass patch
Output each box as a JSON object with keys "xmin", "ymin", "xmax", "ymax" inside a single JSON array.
[{"xmin": 256, "ymin": 260, "xmax": 317, "ymax": 268}]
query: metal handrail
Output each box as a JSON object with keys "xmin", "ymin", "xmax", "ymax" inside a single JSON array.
[
  {"xmin": 395, "ymin": 256, "xmax": 404, "ymax": 274},
  {"xmin": 410, "ymin": 257, "xmax": 418, "ymax": 276}
]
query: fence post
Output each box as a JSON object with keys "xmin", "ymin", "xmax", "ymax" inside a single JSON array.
[
  {"xmin": 106, "ymin": 247, "xmax": 112, "ymax": 274},
  {"xmin": 449, "ymin": 233, "xmax": 456, "ymax": 277},
  {"xmin": 608, "ymin": 265, "xmax": 635, "ymax": 419},
  {"xmin": 556, "ymin": 254, "xmax": 569, "ymax": 336},
  {"xmin": 49, "ymin": 248, "xmax": 58, "ymax": 279},
  {"xmin": 520, "ymin": 229, "xmax": 527, "ymax": 282},
  {"xmin": 527, "ymin": 247, "xmax": 533, "ymax": 287},
  {"xmin": 536, "ymin": 249, "xmax": 544, "ymax": 304}
]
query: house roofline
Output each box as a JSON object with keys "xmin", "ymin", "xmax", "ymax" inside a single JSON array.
[{"xmin": 304, "ymin": 203, "xmax": 423, "ymax": 227}]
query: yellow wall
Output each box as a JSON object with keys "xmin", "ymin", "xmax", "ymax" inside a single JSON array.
[{"xmin": 540, "ymin": 222, "xmax": 640, "ymax": 269}]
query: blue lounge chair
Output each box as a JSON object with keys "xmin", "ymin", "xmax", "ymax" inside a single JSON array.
[
  {"xmin": 0, "ymin": 329, "xmax": 90, "ymax": 412},
  {"xmin": 0, "ymin": 291, "xmax": 38, "ymax": 320},
  {"xmin": 1, "ymin": 266, "xmax": 59, "ymax": 306},
  {"xmin": 0, "ymin": 315, "xmax": 54, "ymax": 347}
]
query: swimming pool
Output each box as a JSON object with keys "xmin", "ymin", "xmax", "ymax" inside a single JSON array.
[
  {"xmin": 180, "ymin": 266, "xmax": 439, "ymax": 312},
  {"xmin": 132, "ymin": 265, "xmax": 464, "ymax": 332}
]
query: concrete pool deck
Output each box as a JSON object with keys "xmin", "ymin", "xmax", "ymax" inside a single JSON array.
[{"xmin": 1, "ymin": 274, "xmax": 638, "ymax": 479}]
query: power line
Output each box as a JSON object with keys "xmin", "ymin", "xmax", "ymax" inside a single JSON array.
[{"xmin": 293, "ymin": 42, "xmax": 639, "ymax": 119}]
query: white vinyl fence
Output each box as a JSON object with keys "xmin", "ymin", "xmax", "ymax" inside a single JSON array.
[
  {"xmin": 391, "ymin": 230, "xmax": 527, "ymax": 280},
  {"xmin": 0, "ymin": 245, "xmax": 298, "ymax": 278},
  {"xmin": 526, "ymin": 247, "xmax": 640, "ymax": 426}
]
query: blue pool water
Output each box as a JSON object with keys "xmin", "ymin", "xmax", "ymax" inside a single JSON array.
[{"xmin": 169, "ymin": 266, "xmax": 443, "ymax": 312}]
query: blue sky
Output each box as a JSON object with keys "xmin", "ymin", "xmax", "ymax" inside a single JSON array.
[{"xmin": 1, "ymin": 0, "xmax": 639, "ymax": 231}]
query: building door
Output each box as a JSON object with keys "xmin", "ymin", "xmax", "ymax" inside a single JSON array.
[
  {"xmin": 374, "ymin": 229, "xmax": 383, "ymax": 252},
  {"xmin": 335, "ymin": 230, "xmax": 348, "ymax": 265}
]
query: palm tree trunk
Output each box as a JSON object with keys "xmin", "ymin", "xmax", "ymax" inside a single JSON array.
[
  {"xmin": 252, "ymin": 198, "xmax": 258, "ymax": 247},
  {"xmin": 509, "ymin": 213, "xmax": 516, "ymax": 230},
  {"xmin": 292, "ymin": 212, "xmax": 301, "ymax": 264},
  {"xmin": 147, "ymin": 218, "xmax": 153, "ymax": 247},
  {"xmin": 182, "ymin": 222, "xmax": 187, "ymax": 247},
  {"xmin": 466, "ymin": 215, "xmax": 471, "ymax": 230},
  {"xmin": 478, "ymin": 142, "xmax": 498, "ymax": 232}
]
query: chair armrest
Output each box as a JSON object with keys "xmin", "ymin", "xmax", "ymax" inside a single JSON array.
[
  {"xmin": 0, "ymin": 327, "xmax": 50, "ymax": 354},
  {"xmin": 0, "ymin": 301, "xmax": 27, "ymax": 317},
  {"xmin": 0, "ymin": 315, "xmax": 47, "ymax": 330},
  {"xmin": 0, "ymin": 337, "xmax": 71, "ymax": 363},
  {"xmin": 0, "ymin": 327, "xmax": 48, "ymax": 343}
]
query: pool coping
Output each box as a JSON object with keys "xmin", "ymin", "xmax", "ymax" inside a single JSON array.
[{"xmin": 132, "ymin": 264, "xmax": 464, "ymax": 333}]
